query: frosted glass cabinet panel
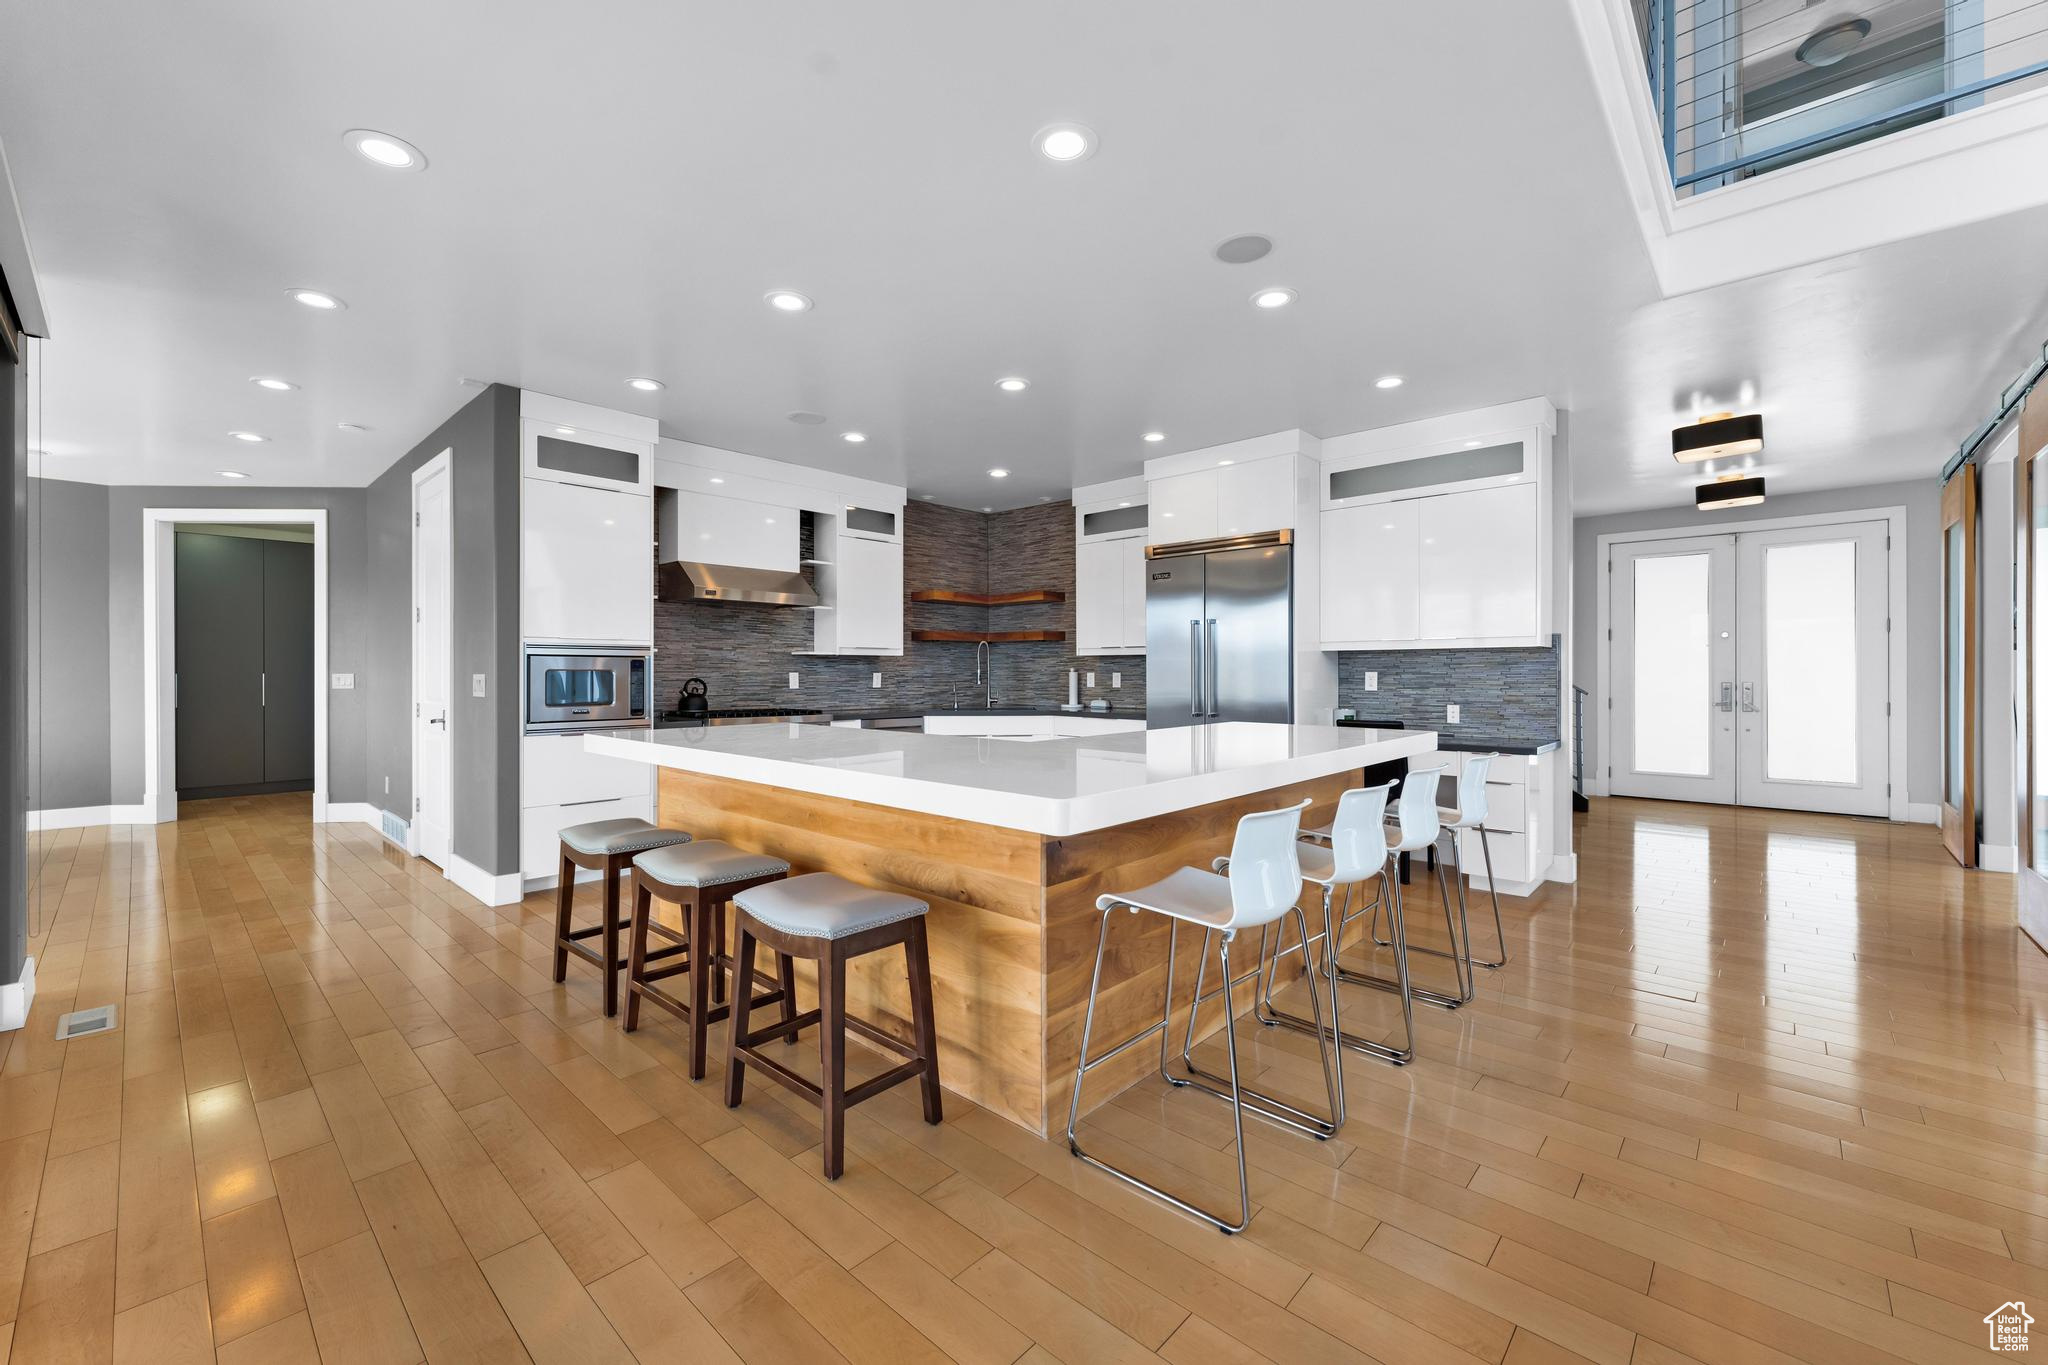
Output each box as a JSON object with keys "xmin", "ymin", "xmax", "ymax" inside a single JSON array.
[{"xmin": 1417, "ymin": 483, "xmax": 1538, "ymax": 640}]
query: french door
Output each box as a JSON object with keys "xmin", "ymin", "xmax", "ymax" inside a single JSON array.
[{"xmin": 1609, "ymin": 520, "xmax": 1891, "ymax": 816}]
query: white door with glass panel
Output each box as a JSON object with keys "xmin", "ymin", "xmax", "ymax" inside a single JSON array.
[{"xmin": 1609, "ymin": 522, "xmax": 1890, "ymax": 816}]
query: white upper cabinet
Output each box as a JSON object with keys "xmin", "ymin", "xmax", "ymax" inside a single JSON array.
[
  {"xmin": 1322, "ymin": 500, "xmax": 1419, "ymax": 643},
  {"xmin": 1073, "ymin": 484, "xmax": 1150, "ymax": 656},
  {"xmin": 811, "ymin": 517, "xmax": 904, "ymax": 656},
  {"xmin": 659, "ymin": 490, "xmax": 797, "ymax": 571},
  {"xmin": 1417, "ymin": 483, "xmax": 1538, "ymax": 640},
  {"xmin": 523, "ymin": 479, "xmax": 653, "ymax": 646},
  {"xmin": 1146, "ymin": 455, "xmax": 1293, "ymax": 545}
]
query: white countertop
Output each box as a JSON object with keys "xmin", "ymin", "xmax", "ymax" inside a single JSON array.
[{"xmin": 585, "ymin": 722, "xmax": 1435, "ymax": 836}]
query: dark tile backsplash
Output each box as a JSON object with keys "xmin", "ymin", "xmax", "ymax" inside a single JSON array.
[
  {"xmin": 1336, "ymin": 640, "xmax": 1561, "ymax": 746},
  {"xmin": 653, "ymin": 500, "xmax": 1147, "ymax": 714}
]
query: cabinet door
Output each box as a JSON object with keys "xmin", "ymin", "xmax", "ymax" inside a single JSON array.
[
  {"xmin": 523, "ymin": 480, "xmax": 653, "ymax": 645},
  {"xmin": 835, "ymin": 534, "xmax": 903, "ymax": 652},
  {"xmin": 1121, "ymin": 537, "xmax": 1150, "ymax": 648},
  {"xmin": 1418, "ymin": 483, "xmax": 1537, "ymax": 640},
  {"xmin": 1216, "ymin": 458, "xmax": 1293, "ymax": 537},
  {"xmin": 1148, "ymin": 471, "xmax": 1219, "ymax": 542},
  {"xmin": 663, "ymin": 491, "xmax": 797, "ymax": 571},
  {"xmin": 1074, "ymin": 539, "xmax": 1122, "ymax": 653},
  {"xmin": 1321, "ymin": 501, "xmax": 1419, "ymax": 643}
]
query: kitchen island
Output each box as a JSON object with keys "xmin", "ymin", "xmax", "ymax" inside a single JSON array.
[{"xmin": 586, "ymin": 721, "xmax": 1433, "ymax": 1135}]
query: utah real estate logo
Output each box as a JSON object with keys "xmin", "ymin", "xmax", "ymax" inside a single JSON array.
[{"xmin": 1986, "ymin": 1301, "xmax": 2033, "ymax": 1352}]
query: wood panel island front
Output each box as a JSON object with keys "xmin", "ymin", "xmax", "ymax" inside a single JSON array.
[{"xmin": 585, "ymin": 721, "xmax": 1433, "ymax": 1136}]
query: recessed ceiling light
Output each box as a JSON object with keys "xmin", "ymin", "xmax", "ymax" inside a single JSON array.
[
  {"xmin": 555, "ymin": 427, "xmax": 576, "ymax": 435},
  {"xmin": 1218, "ymin": 459, "xmax": 1235, "ymax": 466},
  {"xmin": 458, "ymin": 376, "xmax": 487, "ymax": 388},
  {"xmin": 996, "ymin": 377, "xmax": 1029, "ymax": 393},
  {"xmin": 250, "ymin": 377, "xmax": 297, "ymax": 392},
  {"xmin": 218, "ymin": 470, "xmax": 249, "ymax": 479},
  {"xmin": 764, "ymin": 290, "xmax": 813, "ymax": 313},
  {"xmin": 626, "ymin": 377, "xmax": 665, "ymax": 392},
  {"xmin": 229, "ymin": 431, "xmax": 269, "ymax": 443},
  {"xmin": 1033, "ymin": 122, "xmax": 1097, "ymax": 162},
  {"xmin": 1142, "ymin": 431, "xmax": 1165, "ymax": 442},
  {"xmin": 982, "ymin": 506, "xmax": 994, "ymax": 513},
  {"xmin": 842, "ymin": 431, "xmax": 867, "ymax": 443},
  {"xmin": 342, "ymin": 129, "xmax": 427, "ymax": 171},
  {"xmin": 1251, "ymin": 288, "xmax": 1296, "ymax": 309},
  {"xmin": 988, "ymin": 468, "xmax": 1010, "ymax": 478},
  {"xmin": 1117, "ymin": 500, "xmax": 1131, "ymax": 508},
  {"xmin": 710, "ymin": 476, "xmax": 725, "ymax": 484},
  {"xmin": 336, "ymin": 422, "xmax": 370, "ymax": 433},
  {"xmin": 287, "ymin": 289, "xmax": 345, "ymax": 310},
  {"xmin": 921, "ymin": 494, "xmax": 935, "ymax": 500},
  {"xmin": 1463, "ymin": 439, "xmax": 1483, "ymax": 448},
  {"xmin": 1374, "ymin": 375, "xmax": 1404, "ymax": 389}
]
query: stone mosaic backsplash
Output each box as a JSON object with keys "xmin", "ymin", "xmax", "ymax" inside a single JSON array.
[
  {"xmin": 652, "ymin": 500, "xmax": 1148, "ymax": 715},
  {"xmin": 1335, "ymin": 639, "xmax": 1561, "ymax": 746}
]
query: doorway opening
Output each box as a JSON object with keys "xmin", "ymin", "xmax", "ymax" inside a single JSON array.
[
  {"xmin": 1595, "ymin": 508, "xmax": 1907, "ymax": 821},
  {"xmin": 142, "ymin": 508, "xmax": 330, "ymax": 822}
]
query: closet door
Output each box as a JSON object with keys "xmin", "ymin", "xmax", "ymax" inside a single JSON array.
[
  {"xmin": 174, "ymin": 533, "xmax": 265, "ymax": 793},
  {"xmin": 262, "ymin": 539, "xmax": 315, "ymax": 783}
]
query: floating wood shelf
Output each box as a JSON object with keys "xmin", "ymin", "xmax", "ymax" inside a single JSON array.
[
  {"xmin": 908, "ymin": 589, "xmax": 1066, "ymax": 605},
  {"xmin": 910, "ymin": 629, "xmax": 1067, "ymax": 643}
]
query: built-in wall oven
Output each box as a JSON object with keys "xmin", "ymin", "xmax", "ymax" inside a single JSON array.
[{"xmin": 523, "ymin": 649, "xmax": 651, "ymax": 732}]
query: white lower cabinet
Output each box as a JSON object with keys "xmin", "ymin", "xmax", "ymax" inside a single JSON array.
[
  {"xmin": 1408, "ymin": 749, "xmax": 1552, "ymax": 895},
  {"xmin": 520, "ymin": 734, "xmax": 655, "ymax": 884}
]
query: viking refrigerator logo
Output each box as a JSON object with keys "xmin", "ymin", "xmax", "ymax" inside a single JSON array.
[{"xmin": 1986, "ymin": 1302, "xmax": 2033, "ymax": 1351}]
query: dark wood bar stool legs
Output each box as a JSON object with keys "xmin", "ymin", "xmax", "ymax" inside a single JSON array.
[
  {"xmin": 623, "ymin": 841, "xmax": 797, "ymax": 1079},
  {"xmin": 723, "ymin": 873, "xmax": 942, "ymax": 1178},
  {"xmin": 552, "ymin": 818, "xmax": 693, "ymax": 1017}
]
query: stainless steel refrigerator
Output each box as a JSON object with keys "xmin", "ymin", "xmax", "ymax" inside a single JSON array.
[{"xmin": 1145, "ymin": 535, "xmax": 1294, "ymax": 728}]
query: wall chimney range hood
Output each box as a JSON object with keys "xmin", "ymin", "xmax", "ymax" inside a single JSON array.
[{"xmin": 656, "ymin": 559, "xmax": 820, "ymax": 607}]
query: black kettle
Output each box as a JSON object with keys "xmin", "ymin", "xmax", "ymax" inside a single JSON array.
[{"xmin": 679, "ymin": 678, "xmax": 710, "ymax": 715}]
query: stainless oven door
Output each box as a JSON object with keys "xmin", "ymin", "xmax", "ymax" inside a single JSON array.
[{"xmin": 524, "ymin": 653, "xmax": 648, "ymax": 731}]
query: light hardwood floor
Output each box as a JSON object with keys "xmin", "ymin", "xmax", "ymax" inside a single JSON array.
[{"xmin": 2, "ymin": 792, "xmax": 2044, "ymax": 1364}]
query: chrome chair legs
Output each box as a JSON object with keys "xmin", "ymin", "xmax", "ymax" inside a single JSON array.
[
  {"xmin": 1252, "ymin": 876, "xmax": 1415, "ymax": 1092},
  {"xmin": 1363, "ymin": 838, "xmax": 1472, "ymax": 1008},
  {"xmin": 1066, "ymin": 903, "xmax": 1342, "ymax": 1235}
]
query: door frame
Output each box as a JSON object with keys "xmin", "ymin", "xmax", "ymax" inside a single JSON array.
[
  {"xmin": 142, "ymin": 507, "xmax": 329, "ymax": 823},
  {"xmin": 1592, "ymin": 504, "xmax": 1909, "ymax": 822},
  {"xmin": 1940, "ymin": 469, "xmax": 1977, "ymax": 864},
  {"xmin": 411, "ymin": 450, "xmax": 453, "ymax": 866}
]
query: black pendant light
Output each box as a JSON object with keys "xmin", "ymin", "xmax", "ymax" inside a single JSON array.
[
  {"xmin": 1673, "ymin": 413, "xmax": 1765, "ymax": 463},
  {"xmin": 1697, "ymin": 476, "xmax": 1766, "ymax": 511}
]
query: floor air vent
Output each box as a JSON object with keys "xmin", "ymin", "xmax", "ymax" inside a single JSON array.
[
  {"xmin": 380, "ymin": 810, "xmax": 411, "ymax": 846},
  {"xmin": 56, "ymin": 1004, "xmax": 119, "ymax": 1040}
]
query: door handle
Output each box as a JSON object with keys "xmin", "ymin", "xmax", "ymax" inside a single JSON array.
[
  {"xmin": 260, "ymin": 672, "xmax": 266, "ymax": 707},
  {"xmin": 1740, "ymin": 682, "xmax": 1758, "ymax": 713},
  {"xmin": 1205, "ymin": 619, "xmax": 1219, "ymax": 718},
  {"xmin": 1190, "ymin": 620, "xmax": 1204, "ymax": 717},
  {"xmin": 428, "ymin": 715, "xmax": 446, "ymax": 728},
  {"xmin": 1717, "ymin": 682, "xmax": 1733, "ymax": 712}
]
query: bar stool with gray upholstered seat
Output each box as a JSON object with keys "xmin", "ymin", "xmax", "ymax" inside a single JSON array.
[
  {"xmin": 724, "ymin": 872, "xmax": 942, "ymax": 1179},
  {"xmin": 553, "ymin": 818, "xmax": 692, "ymax": 1018},
  {"xmin": 624, "ymin": 840, "xmax": 798, "ymax": 1079}
]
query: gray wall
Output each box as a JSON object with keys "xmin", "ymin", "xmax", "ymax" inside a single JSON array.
[
  {"xmin": 3, "ymin": 331, "xmax": 23, "ymax": 986},
  {"xmin": 365, "ymin": 385, "xmax": 521, "ymax": 876},
  {"xmin": 26, "ymin": 478, "xmax": 109, "ymax": 807},
  {"xmin": 1572, "ymin": 476, "xmax": 1940, "ymax": 805}
]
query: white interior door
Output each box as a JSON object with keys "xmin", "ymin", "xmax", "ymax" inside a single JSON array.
[
  {"xmin": 413, "ymin": 459, "xmax": 453, "ymax": 866},
  {"xmin": 1609, "ymin": 536, "xmax": 1738, "ymax": 803},
  {"xmin": 1609, "ymin": 521, "xmax": 1891, "ymax": 816},
  {"xmin": 1734, "ymin": 523, "xmax": 1891, "ymax": 816}
]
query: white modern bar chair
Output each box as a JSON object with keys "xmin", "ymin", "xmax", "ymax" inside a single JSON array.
[
  {"xmin": 1372, "ymin": 753, "xmax": 1506, "ymax": 974},
  {"xmin": 1329, "ymin": 764, "xmax": 1472, "ymax": 1009},
  {"xmin": 1246, "ymin": 781, "xmax": 1411, "ymax": 1120},
  {"xmin": 1066, "ymin": 798, "xmax": 1340, "ymax": 1234}
]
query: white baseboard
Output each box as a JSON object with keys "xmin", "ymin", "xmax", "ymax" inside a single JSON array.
[
  {"xmin": 1905, "ymin": 802, "xmax": 1940, "ymax": 825},
  {"xmin": 319, "ymin": 801, "xmax": 379, "ymax": 826},
  {"xmin": 0, "ymin": 956, "xmax": 34, "ymax": 1032},
  {"xmin": 522, "ymin": 866, "xmax": 610, "ymax": 895},
  {"xmin": 1979, "ymin": 844, "xmax": 2020, "ymax": 873},
  {"xmin": 1546, "ymin": 853, "xmax": 1578, "ymax": 884},
  {"xmin": 28, "ymin": 804, "xmax": 154, "ymax": 831},
  {"xmin": 444, "ymin": 852, "xmax": 524, "ymax": 907}
]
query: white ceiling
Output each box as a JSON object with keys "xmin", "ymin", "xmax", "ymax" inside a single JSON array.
[{"xmin": 4, "ymin": 0, "xmax": 2046, "ymax": 514}]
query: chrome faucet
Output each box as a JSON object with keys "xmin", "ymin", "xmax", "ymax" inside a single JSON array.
[{"xmin": 974, "ymin": 639, "xmax": 996, "ymax": 708}]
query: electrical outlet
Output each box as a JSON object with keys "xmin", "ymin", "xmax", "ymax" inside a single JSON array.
[
  {"xmin": 1446, "ymin": 703, "xmax": 1461, "ymax": 724},
  {"xmin": 871, "ymin": 672, "xmax": 882, "ymax": 688},
  {"xmin": 471, "ymin": 674, "xmax": 487, "ymax": 698},
  {"xmin": 1362, "ymin": 671, "xmax": 1378, "ymax": 691},
  {"xmin": 330, "ymin": 673, "xmax": 355, "ymax": 690},
  {"xmin": 384, "ymin": 775, "xmax": 390, "ymax": 794},
  {"xmin": 1111, "ymin": 672, "xmax": 1122, "ymax": 689},
  {"xmin": 1084, "ymin": 671, "xmax": 1096, "ymax": 688},
  {"xmin": 788, "ymin": 671, "xmax": 800, "ymax": 690}
]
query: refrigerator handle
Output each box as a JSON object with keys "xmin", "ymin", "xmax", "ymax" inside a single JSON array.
[
  {"xmin": 1205, "ymin": 618, "xmax": 1219, "ymax": 718},
  {"xmin": 1189, "ymin": 620, "xmax": 1204, "ymax": 717}
]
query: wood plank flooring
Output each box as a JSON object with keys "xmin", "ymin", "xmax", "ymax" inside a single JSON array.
[{"xmin": 1, "ymin": 792, "xmax": 2044, "ymax": 1363}]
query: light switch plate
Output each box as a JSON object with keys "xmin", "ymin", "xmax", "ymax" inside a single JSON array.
[
  {"xmin": 871, "ymin": 672, "xmax": 882, "ymax": 688},
  {"xmin": 330, "ymin": 673, "xmax": 354, "ymax": 690},
  {"xmin": 1084, "ymin": 671, "xmax": 1096, "ymax": 688},
  {"xmin": 1111, "ymin": 672, "xmax": 1122, "ymax": 689},
  {"xmin": 472, "ymin": 674, "xmax": 487, "ymax": 698},
  {"xmin": 1363, "ymin": 671, "xmax": 1378, "ymax": 691},
  {"xmin": 1446, "ymin": 703, "xmax": 1461, "ymax": 724},
  {"xmin": 788, "ymin": 671, "xmax": 800, "ymax": 690}
]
